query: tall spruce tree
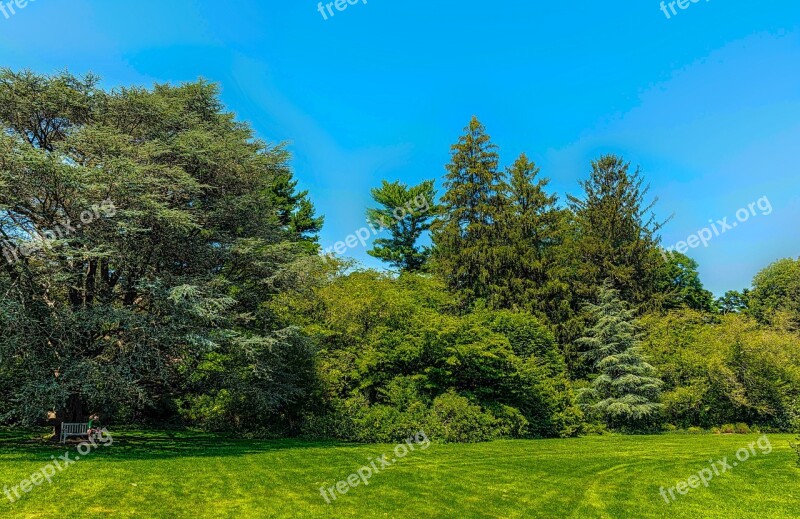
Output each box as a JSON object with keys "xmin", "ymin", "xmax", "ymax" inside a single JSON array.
[
  {"xmin": 577, "ymin": 285, "xmax": 663, "ymax": 429},
  {"xmin": 493, "ymin": 153, "xmax": 569, "ymax": 318},
  {"xmin": 431, "ymin": 116, "xmax": 504, "ymax": 303},
  {"xmin": 566, "ymin": 155, "xmax": 666, "ymax": 310},
  {"xmin": 366, "ymin": 179, "xmax": 439, "ymax": 271}
]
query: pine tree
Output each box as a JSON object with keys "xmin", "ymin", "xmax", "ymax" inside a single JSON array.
[
  {"xmin": 577, "ymin": 284, "xmax": 663, "ymax": 429},
  {"xmin": 431, "ymin": 116, "xmax": 504, "ymax": 303},
  {"xmin": 366, "ymin": 179, "xmax": 439, "ymax": 271}
]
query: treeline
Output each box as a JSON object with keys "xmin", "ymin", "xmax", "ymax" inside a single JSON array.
[{"xmin": 0, "ymin": 73, "xmax": 797, "ymax": 441}]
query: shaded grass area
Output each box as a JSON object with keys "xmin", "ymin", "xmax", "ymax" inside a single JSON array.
[{"xmin": 0, "ymin": 429, "xmax": 797, "ymax": 518}]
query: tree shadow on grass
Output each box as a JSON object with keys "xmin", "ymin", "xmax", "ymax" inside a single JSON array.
[{"xmin": 0, "ymin": 428, "xmax": 365, "ymax": 461}]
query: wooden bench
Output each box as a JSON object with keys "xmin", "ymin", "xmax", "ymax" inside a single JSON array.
[{"xmin": 60, "ymin": 422, "xmax": 90, "ymax": 444}]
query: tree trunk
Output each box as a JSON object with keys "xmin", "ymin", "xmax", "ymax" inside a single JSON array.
[{"xmin": 52, "ymin": 393, "xmax": 84, "ymax": 442}]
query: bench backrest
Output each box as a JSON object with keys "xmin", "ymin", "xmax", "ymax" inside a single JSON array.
[{"xmin": 62, "ymin": 423, "xmax": 89, "ymax": 434}]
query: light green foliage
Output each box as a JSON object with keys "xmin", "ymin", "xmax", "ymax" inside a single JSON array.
[
  {"xmin": 750, "ymin": 257, "xmax": 800, "ymax": 328},
  {"xmin": 427, "ymin": 391, "xmax": 500, "ymax": 442},
  {"xmin": 641, "ymin": 310, "xmax": 800, "ymax": 430},
  {"xmin": 276, "ymin": 270, "xmax": 581, "ymax": 441}
]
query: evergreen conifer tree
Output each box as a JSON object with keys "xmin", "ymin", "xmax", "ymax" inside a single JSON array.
[
  {"xmin": 432, "ymin": 116, "xmax": 504, "ymax": 302},
  {"xmin": 566, "ymin": 155, "xmax": 666, "ymax": 309},
  {"xmin": 577, "ymin": 284, "xmax": 663, "ymax": 429},
  {"xmin": 493, "ymin": 153, "xmax": 568, "ymax": 318},
  {"xmin": 366, "ymin": 179, "xmax": 439, "ymax": 271}
]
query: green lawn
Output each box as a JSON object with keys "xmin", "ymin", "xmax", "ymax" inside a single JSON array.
[{"xmin": 0, "ymin": 429, "xmax": 797, "ymax": 518}]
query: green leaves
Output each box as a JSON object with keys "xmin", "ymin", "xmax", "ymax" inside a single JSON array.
[
  {"xmin": 275, "ymin": 269, "xmax": 580, "ymax": 440},
  {"xmin": 750, "ymin": 257, "xmax": 800, "ymax": 328},
  {"xmin": 657, "ymin": 251, "xmax": 715, "ymax": 312},
  {"xmin": 641, "ymin": 310, "xmax": 800, "ymax": 429},
  {"xmin": 0, "ymin": 70, "xmax": 321, "ymax": 430}
]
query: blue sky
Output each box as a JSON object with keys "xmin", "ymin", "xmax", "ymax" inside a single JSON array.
[{"xmin": 0, "ymin": 0, "xmax": 798, "ymax": 294}]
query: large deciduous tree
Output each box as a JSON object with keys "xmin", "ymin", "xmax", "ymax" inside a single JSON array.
[
  {"xmin": 717, "ymin": 289, "xmax": 750, "ymax": 315},
  {"xmin": 750, "ymin": 257, "xmax": 800, "ymax": 329},
  {"xmin": 656, "ymin": 251, "xmax": 715, "ymax": 312},
  {"xmin": 0, "ymin": 69, "xmax": 321, "ymax": 436}
]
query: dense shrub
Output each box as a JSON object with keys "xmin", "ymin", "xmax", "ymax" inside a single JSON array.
[
  {"xmin": 277, "ymin": 271, "xmax": 581, "ymax": 442},
  {"xmin": 641, "ymin": 310, "xmax": 800, "ymax": 431},
  {"xmin": 426, "ymin": 392, "xmax": 499, "ymax": 442},
  {"xmin": 300, "ymin": 392, "xmax": 526, "ymax": 443}
]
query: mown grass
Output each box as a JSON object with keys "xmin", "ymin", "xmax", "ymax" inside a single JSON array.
[{"xmin": 0, "ymin": 429, "xmax": 797, "ymax": 518}]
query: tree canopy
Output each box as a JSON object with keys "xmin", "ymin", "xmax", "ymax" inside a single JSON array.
[
  {"xmin": 0, "ymin": 70, "xmax": 321, "ymax": 434},
  {"xmin": 1, "ymin": 79, "xmax": 797, "ymax": 441}
]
